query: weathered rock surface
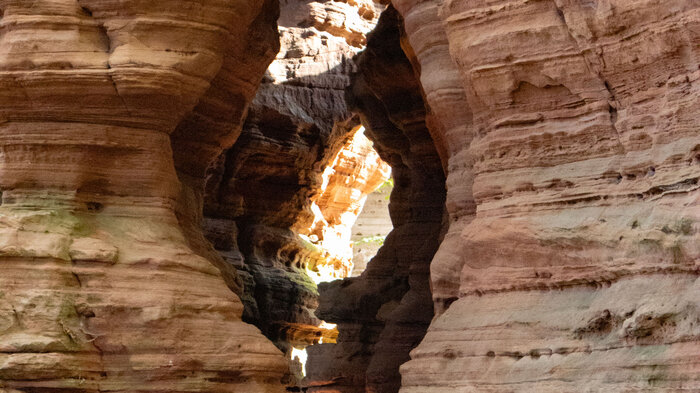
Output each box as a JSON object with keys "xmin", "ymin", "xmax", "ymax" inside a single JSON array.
[
  {"xmin": 389, "ymin": 0, "xmax": 700, "ymax": 391},
  {"xmin": 201, "ymin": 0, "xmax": 389, "ymax": 385},
  {"xmin": 308, "ymin": 127, "xmax": 391, "ymax": 278},
  {"xmin": 0, "ymin": 0, "xmax": 288, "ymax": 391},
  {"xmin": 3, "ymin": 0, "xmax": 697, "ymax": 392},
  {"xmin": 306, "ymin": 7, "xmax": 446, "ymax": 392},
  {"xmin": 351, "ymin": 181, "xmax": 393, "ymax": 276}
]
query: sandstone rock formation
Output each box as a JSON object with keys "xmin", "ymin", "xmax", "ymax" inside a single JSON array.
[
  {"xmin": 306, "ymin": 7, "xmax": 447, "ymax": 392},
  {"xmin": 307, "ymin": 127, "xmax": 392, "ymax": 278},
  {"xmin": 200, "ymin": 0, "xmax": 390, "ymax": 386},
  {"xmin": 388, "ymin": 0, "xmax": 700, "ymax": 391},
  {"xmin": 2, "ymin": 0, "xmax": 697, "ymax": 392},
  {"xmin": 0, "ymin": 1, "xmax": 288, "ymax": 391},
  {"xmin": 351, "ymin": 180, "xmax": 393, "ymax": 277}
]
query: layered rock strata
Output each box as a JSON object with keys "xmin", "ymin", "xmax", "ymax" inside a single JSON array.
[
  {"xmin": 201, "ymin": 0, "xmax": 389, "ymax": 384},
  {"xmin": 306, "ymin": 7, "xmax": 447, "ymax": 392},
  {"xmin": 2, "ymin": 1, "xmax": 697, "ymax": 392},
  {"xmin": 307, "ymin": 127, "xmax": 392, "ymax": 278},
  {"xmin": 351, "ymin": 180, "xmax": 393, "ymax": 277},
  {"xmin": 0, "ymin": 1, "xmax": 288, "ymax": 391},
  {"xmin": 389, "ymin": 0, "xmax": 700, "ymax": 391}
]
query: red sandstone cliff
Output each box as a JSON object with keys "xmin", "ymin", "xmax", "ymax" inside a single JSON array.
[
  {"xmin": 391, "ymin": 0, "xmax": 700, "ymax": 391},
  {"xmin": 0, "ymin": 1, "xmax": 697, "ymax": 392},
  {"xmin": 0, "ymin": 1, "xmax": 287, "ymax": 391}
]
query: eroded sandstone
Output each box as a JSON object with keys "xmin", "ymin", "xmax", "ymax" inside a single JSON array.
[
  {"xmin": 306, "ymin": 7, "xmax": 446, "ymax": 392},
  {"xmin": 201, "ymin": 0, "xmax": 390, "ymax": 387},
  {"xmin": 391, "ymin": 0, "xmax": 700, "ymax": 391},
  {"xmin": 1, "ymin": 0, "xmax": 697, "ymax": 392},
  {"xmin": 0, "ymin": 1, "xmax": 287, "ymax": 391}
]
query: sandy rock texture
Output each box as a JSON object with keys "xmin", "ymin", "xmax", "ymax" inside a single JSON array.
[
  {"xmin": 306, "ymin": 7, "xmax": 446, "ymax": 392},
  {"xmin": 308, "ymin": 127, "xmax": 392, "ymax": 277},
  {"xmin": 389, "ymin": 0, "xmax": 700, "ymax": 391},
  {"xmin": 0, "ymin": 0, "xmax": 288, "ymax": 391},
  {"xmin": 351, "ymin": 181, "xmax": 393, "ymax": 277},
  {"xmin": 201, "ymin": 0, "xmax": 390, "ymax": 381},
  {"xmin": 2, "ymin": 0, "xmax": 697, "ymax": 391}
]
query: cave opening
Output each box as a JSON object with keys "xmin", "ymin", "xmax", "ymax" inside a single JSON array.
[
  {"xmin": 200, "ymin": 3, "xmax": 446, "ymax": 392},
  {"xmin": 349, "ymin": 168, "xmax": 394, "ymax": 277}
]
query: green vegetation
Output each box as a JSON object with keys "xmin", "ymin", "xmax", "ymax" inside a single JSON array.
[
  {"xmin": 354, "ymin": 235, "xmax": 386, "ymax": 246},
  {"xmin": 376, "ymin": 177, "xmax": 394, "ymax": 200},
  {"xmin": 377, "ymin": 177, "xmax": 394, "ymax": 192}
]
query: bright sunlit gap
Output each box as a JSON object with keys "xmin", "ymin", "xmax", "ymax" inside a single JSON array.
[
  {"xmin": 290, "ymin": 321, "xmax": 338, "ymax": 378},
  {"xmin": 289, "ymin": 125, "xmax": 391, "ymax": 381},
  {"xmin": 291, "ymin": 347, "xmax": 309, "ymax": 377},
  {"xmin": 301, "ymin": 125, "xmax": 391, "ymax": 283}
]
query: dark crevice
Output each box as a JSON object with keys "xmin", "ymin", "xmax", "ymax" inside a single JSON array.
[
  {"xmin": 198, "ymin": 3, "xmax": 443, "ymax": 392},
  {"xmin": 305, "ymin": 7, "xmax": 446, "ymax": 393}
]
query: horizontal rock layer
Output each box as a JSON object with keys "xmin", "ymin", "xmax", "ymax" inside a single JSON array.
[
  {"xmin": 391, "ymin": 0, "xmax": 700, "ymax": 391},
  {"xmin": 0, "ymin": 0, "xmax": 287, "ymax": 391}
]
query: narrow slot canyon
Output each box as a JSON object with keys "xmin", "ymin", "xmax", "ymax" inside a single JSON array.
[
  {"xmin": 200, "ymin": 4, "xmax": 445, "ymax": 391},
  {"xmin": 0, "ymin": 1, "xmax": 697, "ymax": 393}
]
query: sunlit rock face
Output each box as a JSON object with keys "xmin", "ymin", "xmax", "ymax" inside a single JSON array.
[
  {"xmin": 202, "ymin": 128, "xmax": 392, "ymax": 385},
  {"xmin": 307, "ymin": 127, "xmax": 392, "ymax": 279},
  {"xmin": 201, "ymin": 0, "xmax": 389, "ymax": 385},
  {"xmin": 306, "ymin": 7, "xmax": 447, "ymax": 393},
  {"xmin": 0, "ymin": 0, "xmax": 288, "ymax": 391},
  {"xmin": 351, "ymin": 180, "xmax": 393, "ymax": 277},
  {"xmin": 389, "ymin": 0, "xmax": 700, "ymax": 391}
]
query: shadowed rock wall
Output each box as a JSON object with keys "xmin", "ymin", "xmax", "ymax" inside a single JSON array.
[
  {"xmin": 201, "ymin": 0, "xmax": 390, "ymax": 386},
  {"xmin": 306, "ymin": 7, "xmax": 447, "ymax": 393}
]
